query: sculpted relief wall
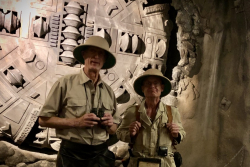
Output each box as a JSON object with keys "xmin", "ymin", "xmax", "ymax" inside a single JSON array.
[
  {"xmin": 0, "ymin": 0, "xmax": 249, "ymax": 166},
  {"xmin": 173, "ymin": 0, "xmax": 250, "ymax": 166}
]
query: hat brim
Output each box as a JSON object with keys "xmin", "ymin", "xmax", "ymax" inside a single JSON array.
[
  {"xmin": 133, "ymin": 74, "xmax": 172, "ymax": 97},
  {"xmin": 73, "ymin": 45, "xmax": 116, "ymax": 69}
]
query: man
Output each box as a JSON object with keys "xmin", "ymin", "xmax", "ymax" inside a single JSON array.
[
  {"xmin": 39, "ymin": 36, "xmax": 120, "ymax": 167},
  {"xmin": 117, "ymin": 69, "xmax": 186, "ymax": 167}
]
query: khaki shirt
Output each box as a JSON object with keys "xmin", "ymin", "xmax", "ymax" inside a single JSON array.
[
  {"xmin": 116, "ymin": 100, "xmax": 186, "ymax": 167},
  {"xmin": 39, "ymin": 69, "xmax": 119, "ymax": 145}
]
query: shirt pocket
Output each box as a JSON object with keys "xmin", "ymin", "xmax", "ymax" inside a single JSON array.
[
  {"xmin": 66, "ymin": 98, "xmax": 87, "ymax": 117},
  {"xmin": 102, "ymin": 101, "xmax": 114, "ymax": 115}
]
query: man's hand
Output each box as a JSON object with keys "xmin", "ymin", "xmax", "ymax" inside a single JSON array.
[
  {"xmin": 166, "ymin": 123, "xmax": 179, "ymax": 138},
  {"xmin": 129, "ymin": 121, "xmax": 141, "ymax": 137},
  {"xmin": 76, "ymin": 113, "xmax": 100, "ymax": 128},
  {"xmin": 100, "ymin": 113, "xmax": 113, "ymax": 127}
]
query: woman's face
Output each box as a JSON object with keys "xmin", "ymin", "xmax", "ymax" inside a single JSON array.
[{"xmin": 142, "ymin": 76, "xmax": 164, "ymax": 98}]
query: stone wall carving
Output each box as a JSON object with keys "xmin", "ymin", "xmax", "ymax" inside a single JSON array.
[
  {"xmin": 58, "ymin": 1, "xmax": 87, "ymax": 66},
  {"xmin": 0, "ymin": 9, "xmax": 20, "ymax": 36},
  {"xmin": 118, "ymin": 32, "xmax": 143, "ymax": 55},
  {"xmin": 32, "ymin": 16, "xmax": 49, "ymax": 39},
  {"xmin": 49, "ymin": 14, "xmax": 60, "ymax": 47},
  {"xmin": 1, "ymin": 0, "xmax": 249, "ymax": 167},
  {"xmin": 0, "ymin": 0, "xmax": 188, "ymax": 153},
  {"xmin": 161, "ymin": 0, "xmax": 205, "ymax": 106}
]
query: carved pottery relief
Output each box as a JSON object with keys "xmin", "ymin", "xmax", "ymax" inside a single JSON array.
[
  {"xmin": 33, "ymin": 16, "xmax": 49, "ymax": 39},
  {"xmin": 2, "ymin": 66, "xmax": 29, "ymax": 92},
  {"xmin": 49, "ymin": 14, "xmax": 61, "ymax": 47},
  {"xmin": 58, "ymin": 1, "xmax": 86, "ymax": 66},
  {"xmin": 85, "ymin": 21, "xmax": 94, "ymax": 40},
  {"xmin": 0, "ymin": 9, "xmax": 20, "ymax": 37},
  {"xmin": 118, "ymin": 32, "xmax": 143, "ymax": 55},
  {"xmin": 94, "ymin": 27, "xmax": 111, "ymax": 46},
  {"xmin": 4, "ymin": 11, "xmax": 20, "ymax": 34}
]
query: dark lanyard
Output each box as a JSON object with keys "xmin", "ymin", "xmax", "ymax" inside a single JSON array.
[{"xmin": 84, "ymin": 82, "xmax": 102, "ymax": 110}]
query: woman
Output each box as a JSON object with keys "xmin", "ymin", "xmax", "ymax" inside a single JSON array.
[{"xmin": 117, "ymin": 69, "xmax": 186, "ymax": 167}]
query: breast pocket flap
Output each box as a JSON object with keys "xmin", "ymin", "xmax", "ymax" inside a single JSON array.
[
  {"xmin": 102, "ymin": 101, "xmax": 114, "ymax": 110},
  {"xmin": 67, "ymin": 98, "xmax": 86, "ymax": 106}
]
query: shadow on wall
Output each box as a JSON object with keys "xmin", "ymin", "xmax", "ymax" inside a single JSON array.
[
  {"xmin": 165, "ymin": 5, "xmax": 202, "ymax": 79},
  {"xmin": 165, "ymin": 5, "xmax": 180, "ymax": 80}
]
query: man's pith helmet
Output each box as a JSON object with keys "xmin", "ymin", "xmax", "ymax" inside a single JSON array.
[
  {"xmin": 133, "ymin": 69, "xmax": 172, "ymax": 97},
  {"xmin": 73, "ymin": 36, "xmax": 116, "ymax": 69}
]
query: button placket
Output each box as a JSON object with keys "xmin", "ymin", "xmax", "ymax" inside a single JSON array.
[{"xmin": 150, "ymin": 124, "xmax": 156, "ymax": 148}]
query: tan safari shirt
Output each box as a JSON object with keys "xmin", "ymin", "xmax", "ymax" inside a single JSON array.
[
  {"xmin": 39, "ymin": 69, "xmax": 119, "ymax": 145},
  {"xmin": 116, "ymin": 100, "xmax": 186, "ymax": 167}
]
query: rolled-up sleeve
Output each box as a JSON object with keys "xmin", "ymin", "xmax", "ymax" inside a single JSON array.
[
  {"xmin": 39, "ymin": 80, "xmax": 64, "ymax": 117},
  {"xmin": 172, "ymin": 107, "xmax": 186, "ymax": 142},
  {"xmin": 116, "ymin": 106, "xmax": 136, "ymax": 143}
]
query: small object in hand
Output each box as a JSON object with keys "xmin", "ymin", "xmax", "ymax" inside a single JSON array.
[
  {"xmin": 91, "ymin": 108, "xmax": 106, "ymax": 128},
  {"xmin": 90, "ymin": 108, "xmax": 104, "ymax": 120},
  {"xmin": 98, "ymin": 108, "xmax": 104, "ymax": 119},
  {"xmin": 90, "ymin": 108, "xmax": 98, "ymax": 116}
]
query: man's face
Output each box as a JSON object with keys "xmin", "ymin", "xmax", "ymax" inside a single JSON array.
[
  {"xmin": 142, "ymin": 76, "xmax": 164, "ymax": 98},
  {"xmin": 82, "ymin": 46, "xmax": 106, "ymax": 72}
]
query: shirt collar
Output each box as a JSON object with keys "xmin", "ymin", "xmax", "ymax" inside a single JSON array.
[
  {"xmin": 158, "ymin": 101, "xmax": 165, "ymax": 112},
  {"xmin": 79, "ymin": 68, "xmax": 103, "ymax": 87},
  {"xmin": 139, "ymin": 99, "xmax": 164, "ymax": 112}
]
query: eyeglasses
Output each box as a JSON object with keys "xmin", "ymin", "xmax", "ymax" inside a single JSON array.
[
  {"xmin": 88, "ymin": 47, "xmax": 106, "ymax": 57},
  {"xmin": 143, "ymin": 82, "xmax": 162, "ymax": 87}
]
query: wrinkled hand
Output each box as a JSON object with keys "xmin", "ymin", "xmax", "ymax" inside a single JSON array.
[
  {"xmin": 76, "ymin": 113, "xmax": 100, "ymax": 128},
  {"xmin": 166, "ymin": 123, "xmax": 179, "ymax": 138},
  {"xmin": 129, "ymin": 121, "xmax": 141, "ymax": 137},
  {"xmin": 100, "ymin": 113, "xmax": 113, "ymax": 127}
]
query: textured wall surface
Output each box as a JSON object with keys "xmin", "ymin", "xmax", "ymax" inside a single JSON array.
[
  {"xmin": 173, "ymin": 0, "xmax": 250, "ymax": 166},
  {"xmin": 0, "ymin": 0, "xmax": 249, "ymax": 167}
]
